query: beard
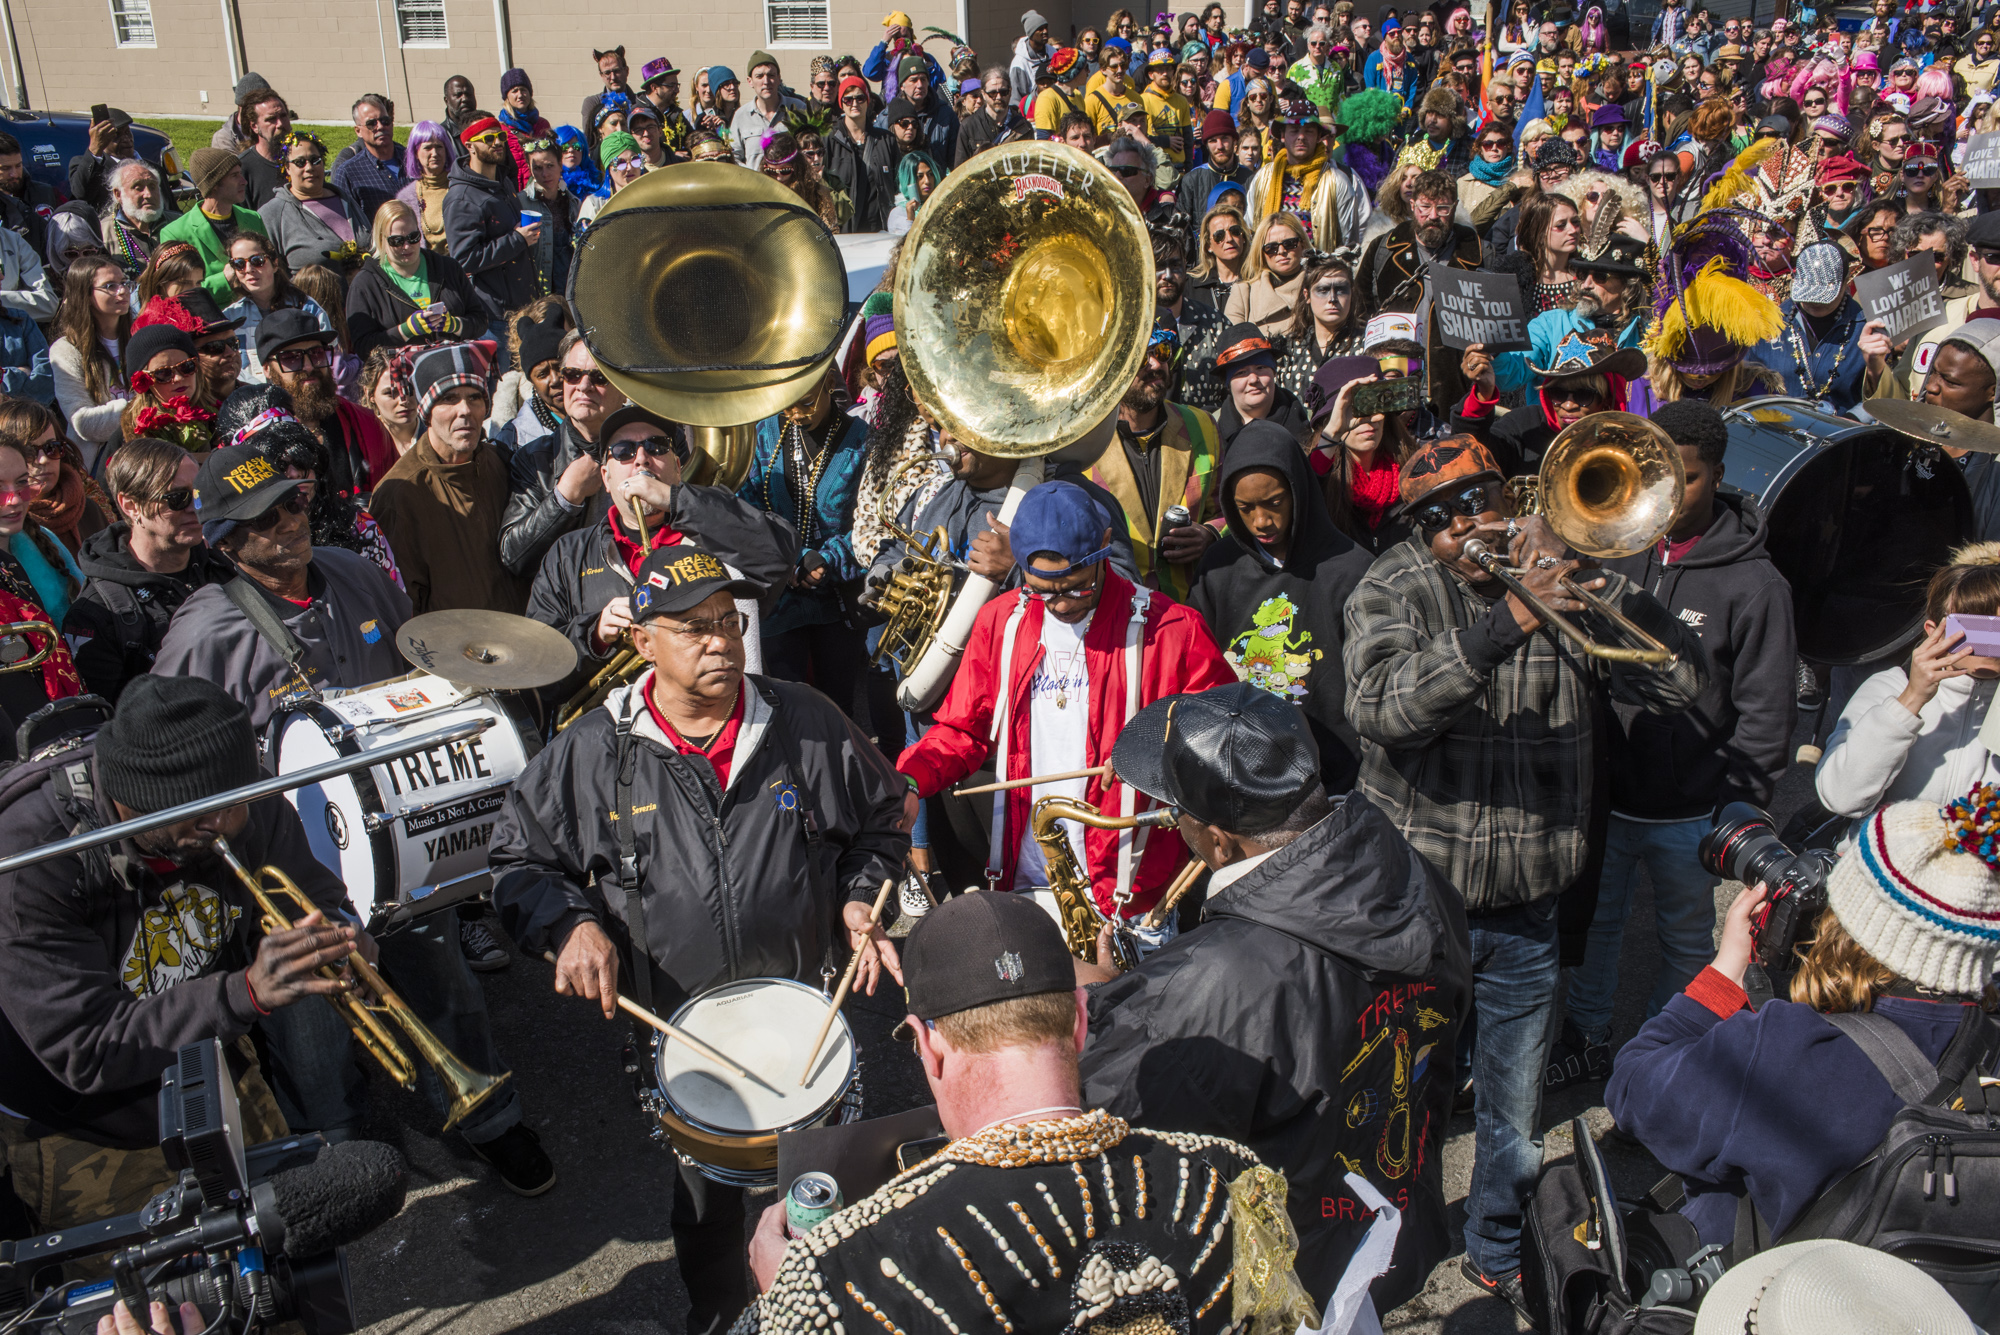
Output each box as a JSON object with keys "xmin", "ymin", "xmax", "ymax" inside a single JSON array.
[
  {"xmin": 1414, "ymin": 217, "xmax": 1450, "ymax": 252},
  {"xmin": 279, "ymin": 367, "xmax": 338, "ymax": 423},
  {"xmin": 1123, "ymin": 372, "xmax": 1167, "ymax": 413},
  {"xmin": 125, "ymin": 200, "xmax": 165, "ymax": 225}
]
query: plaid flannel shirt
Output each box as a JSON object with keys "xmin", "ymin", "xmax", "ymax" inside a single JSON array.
[{"xmin": 1341, "ymin": 537, "xmax": 1705, "ymax": 913}]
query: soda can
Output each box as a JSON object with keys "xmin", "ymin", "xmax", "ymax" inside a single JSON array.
[
  {"xmin": 1163, "ymin": 505, "xmax": 1192, "ymax": 530},
  {"xmin": 786, "ymin": 1171, "xmax": 842, "ymax": 1237}
]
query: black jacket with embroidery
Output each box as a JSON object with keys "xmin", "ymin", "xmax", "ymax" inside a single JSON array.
[
  {"xmin": 62, "ymin": 524, "xmax": 238, "ymax": 704},
  {"xmin": 0, "ymin": 752, "xmax": 348, "ymax": 1147},
  {"xmin": 488, "ymin": 674, "xmax": 907, "ymax": 1012}
]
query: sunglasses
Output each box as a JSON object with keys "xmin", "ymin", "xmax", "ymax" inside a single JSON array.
[
  {"xmin": 20, "ymin": 437, "xmax": 64, "ymax": 464},
  {"xmin": 151, "ymin": 486, "xmax": 195, "ymax": 512},
  {"xmin": 386, "ymin": 231, "xmax": 422, "ymax": 247},
  {"xmin": 612, "ymin": 155, "xmax": 646, "ymax": 173},
  {"xmin": 360, "ymin": 116, "xmax": 392, "ymax": 129},
  {"xmin": 135, "ymin": 357, "xmax": 198, "ymax": 389},
  {"xmin": 605, "ymin": 434, "xmax": 687, "ymax": 464},
  {"xmin": 228, "ymin": 253, "xmax": 272, "ymax": 271},
  {"xmin": 1112, "ymin": 163, "xmax": 1148, "ymax": 178},
  {"xmin": 196, "ymin": 337, "xmax": 236, "ymax": 359},
  {"xmin": 1650, "ymin": 170, "xmax": 1680, "ymax": 182},
  {"xmin": 1977, "ymin": 247, "xmax": 2000, "ymax": 264},
  {"xmin": 272, "ymin": 346, "xmax": 332, "ymax": 373},
  {"xmin": 1263, "ymin": 237, "xmax": 1303, "ymax": 256},
  {"xmin": 560, "ymin": 366, "xmax": 611, "ymax": 387},
  {"xmin": 1880, "ymin": 134, "xmax": 1912, "ymax": 146},
  {"xmin": 843, "ymin": 92, "xmax": 870, "ymax": 104},
  {"xmin": 288, "ymin": 154, "xmax": 326, "ymax": 169},
  {"xmin": 243, "ymin": 493, "xmax": 308, "ymax": 532},
  {"xmin": 1413, "ymin": 483, "xmax": 1499, "ymax": 533},
  {"xmin": 1904, "ymin": 163, "xmax": 1939, "ymax": 175},
  {"xmin": 1209, "ymin": 225, "xmax": 1246, "ymax": 244},
  {"xmin": 471, "ymin": 132, "xmax": 504, "ymax": 145}
]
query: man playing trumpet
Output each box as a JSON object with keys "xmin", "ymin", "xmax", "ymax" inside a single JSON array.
[{"xmin": 895, "ymin": 481, "xmax": 1233, "ymax": 949}]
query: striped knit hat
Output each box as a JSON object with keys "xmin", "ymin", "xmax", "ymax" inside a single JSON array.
[
  {"xmin": 1827, "ymin": 786, "xmax": 2000, "ymax": 996},
  {"xmin": 410, "ymin": 340, "xmax": 496, "ymax": 423}
]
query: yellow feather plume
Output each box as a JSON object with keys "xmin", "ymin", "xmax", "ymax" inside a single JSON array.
[
  {"xmin": 1642, "ymin": 256, "xmax": 1785, "ymax": 363},
  {"xmin": 1698, "ymin": 139, "xmax": 1782, "ymax": 213}
]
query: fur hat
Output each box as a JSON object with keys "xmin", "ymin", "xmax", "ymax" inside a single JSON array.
[
  {"xmin": 1419, "ymin": 84, "xmax": 1461, "ymax": 119},
  {"xmin": 1826, "ymin": 786, "xmax": 2000, "ymax": 997}
]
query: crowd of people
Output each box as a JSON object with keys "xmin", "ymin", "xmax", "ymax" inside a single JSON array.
[{"xmin": 1, "ymin": 0, "xmax": 2000, "ymax": 1332}]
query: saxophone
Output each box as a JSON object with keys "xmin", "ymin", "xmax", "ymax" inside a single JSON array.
[{"xmin": 1030, "ymin": 796, "xmax": 1177, "ymax": 971}]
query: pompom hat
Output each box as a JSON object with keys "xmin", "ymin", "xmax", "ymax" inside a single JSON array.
[{"xmin": 1827, "ymin": 785, "xmax": 2000, "ymax": 996}]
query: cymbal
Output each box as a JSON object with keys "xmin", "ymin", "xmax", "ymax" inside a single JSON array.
[
  {"xmin": 1868, "ymin": 398, "xmax": 2000, "ymax": 455},
  {"xmin": 396, "ymin": 611, "xmax": 579, "ymax": 691}
]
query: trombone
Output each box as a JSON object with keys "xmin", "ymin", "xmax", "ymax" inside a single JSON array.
[
  {"xmin": 555, "ymin": 498, "xmax": 654, "ymax": 732},
  {"xmin": 213, "ymin": 835, "xmax": 509, "ymax": 1132},
  {"xmin": 1466, "ymin": 411, "xmax": 1686, "ymax": 667},
  {"xmin": 0, "ymin": 619, "xmax": 55, "ymax": 673}
]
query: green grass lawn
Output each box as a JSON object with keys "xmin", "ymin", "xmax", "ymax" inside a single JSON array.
[{"xmin": 140, "ymin": 116, "xmax": 362, "ymax": 170}]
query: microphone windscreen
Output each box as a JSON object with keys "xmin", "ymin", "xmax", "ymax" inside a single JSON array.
[{"xmin": 268, "ymin": 1139, "xmax": 409, "ymax": 1256}]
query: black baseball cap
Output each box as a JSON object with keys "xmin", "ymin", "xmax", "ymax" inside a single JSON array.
[
  {"xmin": 254, "ymin": 307, "xmax": 338, "ymax": 365},
  {"xmin": 903, "ymin": 891, "xmax": 1075, "ymax": 1022},
  {"xmin": 192, "ymin": 443, "xmax": 306, "ymax": 524},
  {"xmin": 631, "ymin": 545, "xmax": 762, "ymax": 622},
  {"xmin": 1111, "ymin": 682, "xmax": 1320, "ymax": 835}
]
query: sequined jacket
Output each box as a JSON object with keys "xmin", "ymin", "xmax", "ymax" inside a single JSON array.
[{"xmin": 734, "ymin": 1113, "xmax": 1275, "ymax": 1335}]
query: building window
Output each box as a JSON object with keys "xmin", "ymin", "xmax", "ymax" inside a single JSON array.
[
  {"xmin": 395, "ymin": 0, "xmax": 449, "ymax": 46},
  {"xmin": 767, "ymin": 0, "xmax": 830, "ymax": 46},
  {"xmin": 108, "ymin": 0, "xmax": 155, "ymax": 47}
]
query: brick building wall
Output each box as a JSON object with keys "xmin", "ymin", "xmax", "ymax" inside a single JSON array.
[{"xmin": 5, "ymin": 0, "xmax": 1089, "ymax": 126}]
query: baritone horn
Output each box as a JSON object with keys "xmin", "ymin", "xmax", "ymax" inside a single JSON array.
[
  {"xmin": 882, "ymin": 144, "xmax": 1156, "ymax": 713},
  {"xmin": 212, "ymin": 837, "xmax": 508, "ymax": 1131},
  {"xmin": 566, "ymin": 160, "xmax": 849, "ymax": 488},
  {"xmin": 1469, "ymin": 411, "xmax": 1686, "ymax": 665},
  {"xmin": 0, "ymin": 619, "xmax": 55, "ymax": 672}
]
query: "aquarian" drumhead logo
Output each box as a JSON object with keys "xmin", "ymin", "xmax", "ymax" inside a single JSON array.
[{"xmin": 1014, "ymin": 174, "xmax": 1064, "ymax": 201}]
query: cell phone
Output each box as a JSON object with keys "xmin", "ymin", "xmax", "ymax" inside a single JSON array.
[
  {"xmin": 1945, "ymin": 612, "xmax": 2000, "ymax": 657},
  {"xmin": 1352, "ymin": 376, "xmax": 1424, "ymax": 418},
  {"xmin": 896, "ymin": 1135, "xmax": 950, "ymax": 1172},
  {"xmin": 90, "ymin": 103, "xmax": 109, "ymax": 125}
]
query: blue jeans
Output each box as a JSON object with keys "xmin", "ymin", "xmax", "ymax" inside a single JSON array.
[
  {"xmin": 1565, "ymin": 815, "xmax": 1718, "ymax": 1046},
  {"xmin": 1463, "ymin": 900, "xmax": 1560, "ymax": 1279},
  {"xmin": 259, "ymin": 906, "xmax": 522, "ymax": 1145}
]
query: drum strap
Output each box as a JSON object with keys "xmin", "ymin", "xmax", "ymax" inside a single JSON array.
[
  {"xmin": 611, "ymin": 713, "xmax": 656, "ymax": 1015},
  {"xmin": 225, "ymin": 577, "xmax": 305, "ymax": 665}
]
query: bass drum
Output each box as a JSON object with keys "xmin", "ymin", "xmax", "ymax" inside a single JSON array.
[
  {"xmin": 273, "ymin": 672, "xmax": 536, "ymax": 925},
  {"xmin": 1721, "ymin": 399, "xmax": 1974, "ymax": 667}
]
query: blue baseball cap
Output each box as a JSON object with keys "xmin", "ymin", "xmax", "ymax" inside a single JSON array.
[{"xmin": 1011, "ymin": 481, "xmax": 1113, "ymax": 579}]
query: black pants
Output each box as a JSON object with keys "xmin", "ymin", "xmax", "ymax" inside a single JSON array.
[
  {"xmin": 762, "ymin": 619, "xmax": 875, "ymax": 731},
  {"xmin": 673, "ymin": 1162, "xmax": 748, "ymax": 1335}
]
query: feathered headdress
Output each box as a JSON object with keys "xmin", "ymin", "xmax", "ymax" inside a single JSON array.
[
  {"xmin": 131, "ymin": 295, "xmax": 204, "ymax": 335},
  {"xmin": 1643, "ymin": 208, "xmax": 1784, "ymax": 374},
  {"xmin": 1701, "ymin": 135, "xmax": 1826, "ymax": 251},
  {"xmin": 788, "ymin": 102, "xmax": 834, "ymax": 139}
]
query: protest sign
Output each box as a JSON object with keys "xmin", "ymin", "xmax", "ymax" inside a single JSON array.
[
  {"xmin": 1853, "ymin": 254, "xmax": 1948, "ymax": 346},
  {"xmin": 1426, "ymin": 262, "xmax": 1530, "ymax": 351},
  {"xmin": 1965, "ymin": 130, "xmax": 2000, "ymax": 190}
]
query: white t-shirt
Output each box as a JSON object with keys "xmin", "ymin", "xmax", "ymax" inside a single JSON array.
[{"xmin": 1013, "ymin": 610, "xmax": 1094, "ymax": 890}]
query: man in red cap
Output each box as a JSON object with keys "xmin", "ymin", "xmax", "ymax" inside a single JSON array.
[
  {"xmin": 1175, "ymin": 109, "xmax": 1255, "ymax": 229},
  {"xmin": 443, "ymin": 116, "xmax": 541, "ymax": 355}
]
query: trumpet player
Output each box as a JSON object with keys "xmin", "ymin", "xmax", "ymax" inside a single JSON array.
[
  {"xmin": 0, "ymin": 677, "xmax": 357, "ymax": 1231},
  {"xmin": 895, "ymin": 481, "xmax": 1232, "ymax": 947},
  {"xmin": 524, "ymin": 403, "xmax": 797, "ymax": 698}
]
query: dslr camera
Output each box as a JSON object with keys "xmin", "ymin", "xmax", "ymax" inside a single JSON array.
[
  {"xmin": 0, "ymin": 1040, "xmax": 406, "ymax": 1335},
  {"xmin": 1698, "ymin": 802, "xmax": 1838, "ymax": 972}
]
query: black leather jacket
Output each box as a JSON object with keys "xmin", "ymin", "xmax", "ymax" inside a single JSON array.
[{"xmin": 498, "ymin": 417, "xmax": 595, "ymax": 578}]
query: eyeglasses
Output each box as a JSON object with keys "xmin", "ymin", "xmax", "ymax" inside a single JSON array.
[
  {"xmin": 1112, "ymin": 163, "xmax": 1148, "ymax": 178},
  {"xmin": 1863, "ymin": 225, "xmax": 1896, "ymax": 238},
  {"xmin": 195, "ymin": 338, "xmax": 236, "ymax": 359},
  {"xmin": 243, "ymin": 493, "xmax": 308, "ymax": 532},
  {"xmin": 657, "ymin": 611, "xmax": 751, "ymax": 641},
  {"xmin": 1412, "ymin": 484, "xmax": 1500, "ymax": 534},
  {"xmin": 1027, "ymin": 567, "xmax": 1102, "ymax": 601},
  {"xmin": 94, "ymin": 278, "xmax": 132, "ymax": 295},
  {"xmin": 143, "ymin": 357, "xmax": 198, "ymax": 383},
  {"xmin": 228, "ymin": 253, "xmax": 272, "ymax": 271},
  {"xmin": 1310, "ymin": 281, "xmax": 1352, "ymax": 299},
  {"xmin": 386, "ymin": 231, "xmax": 422, "ymax": 247},
  {"xmin": 1262, "ymin": 237, "xmax": 1303, "ymax": 256},
  {"xmin": 271, "ymin": 346, "xmax": 332, "ymax": 373},
  {"xmin": 560, "ymin": 366, "xmax": 611, "ymax": 387},
  {"xmin": 605, "ymin": 434, "xmax": 687, "ymax": 464}
]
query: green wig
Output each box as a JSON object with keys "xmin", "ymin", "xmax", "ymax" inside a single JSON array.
[{"xmin": 1336, "ymin": 89, "xmax": 1403, "ymax": 144}]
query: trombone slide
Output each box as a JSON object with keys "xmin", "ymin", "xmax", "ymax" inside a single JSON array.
[{"xmin": 1461, "ymin": 540, "xmax": 1678, "ymax": 665}]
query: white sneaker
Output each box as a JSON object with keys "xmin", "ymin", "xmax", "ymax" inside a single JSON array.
[{"xmin": 898, "ymin": 873, "xmax": 934, "ymax": 922}]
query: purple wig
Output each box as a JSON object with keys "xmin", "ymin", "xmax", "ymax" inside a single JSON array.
[{"xmin": 404, "ymin": 120, "xmax": 452, "ymax": 179}]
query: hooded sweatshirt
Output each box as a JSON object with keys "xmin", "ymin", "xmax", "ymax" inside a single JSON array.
[
  {"xmin": 1188, "ymin": 421, "xmax": 1375, "ymax": 791},
  {"xmin": 1080, "ymin": 794, "xmax": 1474, "ymax": 1312},
  {"xmin": 61, "ymin": 524, "xmax": 238, "ymax": 704},
  {"xmin": 1601, "ymin": 492, "xmax": 1796, "ymax": 818}
]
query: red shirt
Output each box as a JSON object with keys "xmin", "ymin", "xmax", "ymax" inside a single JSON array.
[
  {"xmin": 642, "ymin": 678, "xmax": 745, "ymax": 790},
  {"xmin": 607, "ymin": 505, "xmax": 684, "ymax": 575}
]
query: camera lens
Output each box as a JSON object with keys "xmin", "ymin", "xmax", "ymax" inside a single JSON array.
[{"xmin": 1699, "ymin": 802, "xmax": 1791, "ymax": 885}]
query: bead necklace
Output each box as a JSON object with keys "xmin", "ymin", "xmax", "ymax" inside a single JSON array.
[
  {"xmin": 768, "ymin": 412, "xmax": 841, "ymax": 549},
  {"xmin": 1786, "ymin": 310, "xmax": 1837, "ymax": 402}
]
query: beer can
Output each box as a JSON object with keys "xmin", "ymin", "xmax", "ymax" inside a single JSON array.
[
  {"xmin": 1163, "ymin": 505, "xmax": 1192, "ymax": 530},
  {"xmin": 786, "ymin": 1171, "xmax": 842, "ymax": 1237}
]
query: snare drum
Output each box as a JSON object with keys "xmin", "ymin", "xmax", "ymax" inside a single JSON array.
[
  {"xmin": 274, "ymin": 672, "xmax": 535, "ymax": 924},
  {"xmin": 642, "ymin": 978, "xmax": 860, "ymax": 1187}
]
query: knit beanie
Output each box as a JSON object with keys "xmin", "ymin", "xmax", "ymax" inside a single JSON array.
[
  {"xmin": 1827, "ymin": 786, "xmax": 2000, "ymax": 997},
  {"xmin": 97, "ymin": 676, "xmax": 258, "ymax": 815},
  {"xmin": 190, "ymin": 147, "xmax": 240, "ymax": 200},
  {"xmin": 599, "ymin": 130, "xmax": 641, "ymax": 169}
]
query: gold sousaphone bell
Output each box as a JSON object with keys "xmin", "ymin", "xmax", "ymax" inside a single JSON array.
[{"xmin": 565, "ymin": 162, "xmax": 852, "ymax": 488}]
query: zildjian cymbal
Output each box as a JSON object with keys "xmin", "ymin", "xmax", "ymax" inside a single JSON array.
[
  {"xmin": 1868, "ymin": 398, "xmax": 2000, "ymax": 456},
  {"xmin": 396, "ymin": 610, "xmax": 578, "ymax": 690}
]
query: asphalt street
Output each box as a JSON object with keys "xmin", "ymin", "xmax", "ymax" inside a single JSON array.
[{"xmin": 343, "ymin": 726, "xmax": 1826, "ymax": 1335}]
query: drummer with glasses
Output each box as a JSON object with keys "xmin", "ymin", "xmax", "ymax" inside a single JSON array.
[
  {"xmin": 492, "ymin": 543, "xmax": 912, "ymax": 1335},
  {"xmin": 148, "ymin": 442, "xmax": 554, "ymax": 1198}
]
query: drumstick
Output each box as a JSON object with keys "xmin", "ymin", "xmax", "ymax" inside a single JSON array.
[
  {"xmin": 798, "ymin": 877, "xmax": 895, "ymax": 1087},
  {"xmin": 952, "ymin": 765, "xmax": 1110, "ymax": 797},
  {"xmin": 538, "ymin": 951, "xmax": 765, "ymax": 1086},
  {"xmin": 1143, "ymin": 857, "xmax": 1208, "ymax": 929}
]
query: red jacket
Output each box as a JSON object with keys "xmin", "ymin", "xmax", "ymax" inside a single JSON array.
[
  {"xmin": 898, "ymin": 571, "xmax": 1234, "ymax": 917},
  {"xmin": 334, "ymin": 398, "xmax": 400, "ymax": 493}
]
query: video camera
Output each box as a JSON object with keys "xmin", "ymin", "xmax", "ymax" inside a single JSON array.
[
  {"xmin": 1698, "ymin": 802, "xmax": 1839, "ymax": 972},
  {"xmin": 0, "ymin": 1040, "xmax": 407, "ymax": 1335}
]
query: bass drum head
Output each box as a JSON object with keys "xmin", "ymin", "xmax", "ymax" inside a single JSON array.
[
  {"xmin": 274, "ymin": 709, "xmax": 393, "ymax": 920},
  {"xmin": 657, "ymin": 978, "xmax": 855, "ymax": 1137},
  {"xmin": 1726, "ymin": 404, "xmax": 1973, "ymax": 667}
]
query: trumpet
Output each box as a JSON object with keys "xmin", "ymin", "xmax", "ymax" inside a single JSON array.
[
  {"xmin": 0, "ymin": 619, "xmax": 55, "ymax": 673},
  {"xmin": 212, "ymin": 836, "xmax": 509, "ymax": 1131},
  {"xmin": 1032, "ymin": 796, "xmax": 1177, "ymax": 971},
  {"xmin": 555, "ymin": 498, "xmax": 654, "ymax": 732}
]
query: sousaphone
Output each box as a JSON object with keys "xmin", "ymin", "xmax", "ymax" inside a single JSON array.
[
  {"xmin": 882, "ymin": 144, "xmax": 1154, "ymax": 712},
  {"xmin": 566, "ymin": 161, "xmax": 851, "ymax": 487}
]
